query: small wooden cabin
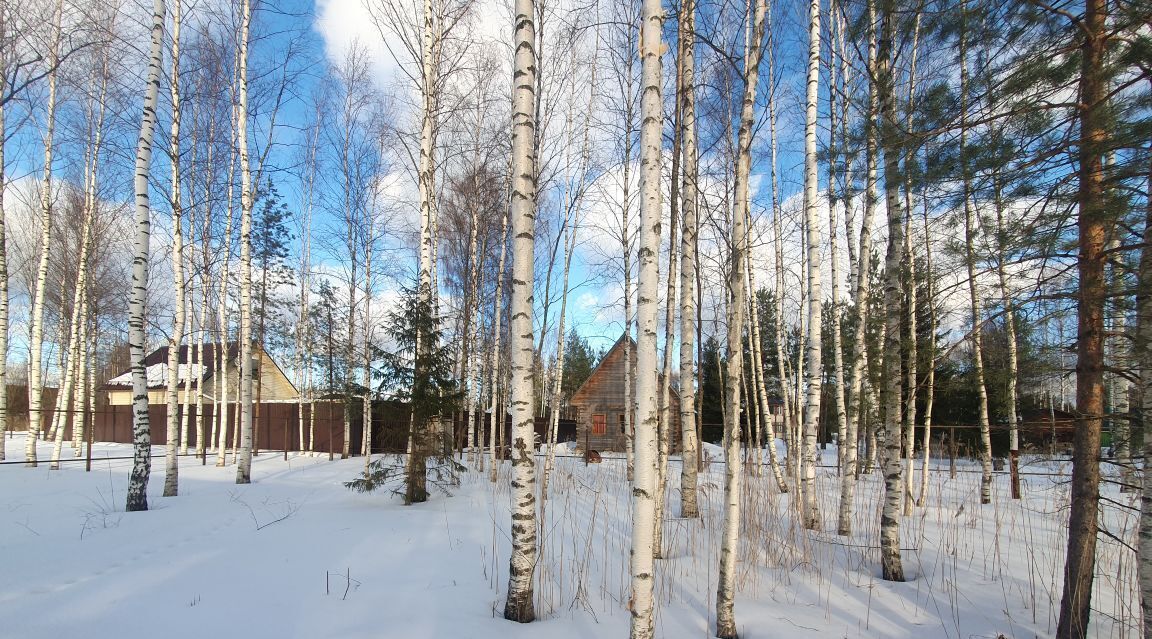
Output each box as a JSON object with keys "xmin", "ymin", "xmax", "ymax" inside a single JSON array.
[
  {"xmin": 102, "ymin": 342, "xmax": 298, "ymax": 405},
  {"xmin": 568, "ymin": 334, "xmax": 679, "ymax": 453}
]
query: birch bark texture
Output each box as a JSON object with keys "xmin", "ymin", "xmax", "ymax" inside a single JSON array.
[
  {"xmin": 164, "ymin": 0, "xmax": 185, "ymax": 497},
  {"xmin": 717, "ymin": 1, "xmax": 765, "ymax": 635},
  {"xmin": 677, "ymin": 0, "xmax": 700, "ymax": 518},
  {"xmin": 126, "ymin": 0, "xmax": 166, "ymax": 513},
  {"xmin": 800, "ymin": 0, "xmax": 823, "ymax": 531},
  {"xmin": 958, "ymin": 9, "xmax": 994, "ymax": 505},
  {"xmin": 837, "ymin": 0, "xmax": 879, "ymax": 535},
  {"xmin": 502, "ymin": 0, "xmax": 539, "ymax": 623},
  {"xmin": 628, "ymin": 1, "xmax": 664, "ymax": 637},
  {"xmin": 27, "ymin": 0, "xmax": 65, "ymax": 466},
  {"xmin": 876, "ymin": 0, "xmax": 905, "ymax": 582},
  {"xmin": 235, "ymin": 0, "xmax": 255, "ymax": 485}
]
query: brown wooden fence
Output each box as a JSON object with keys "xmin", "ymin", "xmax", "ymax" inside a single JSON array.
[{"xmin": 6, "ymin": 389, "xmax": 579, "ymax": 457}]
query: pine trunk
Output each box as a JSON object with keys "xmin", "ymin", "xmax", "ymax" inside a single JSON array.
[
  {"xmin": 1056, "ymin": 0, "xmax": 1107, "ymax": 634},
  {"xmin": 1135, "ymin": 140, "xmax": 1152, "ymax": 639}
]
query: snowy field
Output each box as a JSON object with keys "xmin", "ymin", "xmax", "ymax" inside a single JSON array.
[{"xmin": 0, "ymin": 434, "xmax": 1140, "ymax": 639}]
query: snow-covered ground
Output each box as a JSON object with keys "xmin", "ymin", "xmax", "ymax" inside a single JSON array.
[{"xmin": 0, "ymin": 434, "xmax": 1139, "ymax": 638}]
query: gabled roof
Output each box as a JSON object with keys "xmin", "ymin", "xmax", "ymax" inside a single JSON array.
[
  {"xmin": 104, "ymin": 342, "xmax": 239, "ymax": 390},
  {"xmin": 568, "ymin": 332, "xmax": 679, "ymax": 405}
]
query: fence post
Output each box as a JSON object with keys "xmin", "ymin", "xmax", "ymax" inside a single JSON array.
[{"xmin": 949, "ymin": 426, "xmax": 956, "ymax": 479}]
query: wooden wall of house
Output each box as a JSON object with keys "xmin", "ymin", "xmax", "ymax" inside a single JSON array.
[{"xmin": 568, "ymin": 340, "xmax": 681, "ymax": 453}]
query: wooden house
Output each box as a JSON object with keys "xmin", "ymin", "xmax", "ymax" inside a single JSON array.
[
  {"xmin": 568, "ymin": 334, "xmax": 679, "ymax": 453},
  {"xmin": 102, "ymin": 342, "xmax": 298, "ymax": 405}
]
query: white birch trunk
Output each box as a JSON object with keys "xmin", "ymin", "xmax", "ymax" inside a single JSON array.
[
  {"xmin": 235, "ymin": 0, "xmax": 255, "ymax": 485},
  {"xmin": 126, "ymin": 0, "xmax": 166, "ymax": 512},
  {"xmin": 49, "ymin": 205, "xmax": 93, "ymax": 469},
  {"xmin": 717, "ymin": 2, "xmax": 765, "ymax": 635},
  {"xmin": 51, "ymin": 64, "xmax": 107, "ymax": 467},
  {"xmin": 296, "ymin": 114, "xmax": 319, "ymax": 453},
  {"xmin": 800, "ymin": 0, "xmax": 823, "ymax": 532},
  {"xmin": 26, "ymin": 0, "xmax": 64, "ymax": 466},
  {"xmin": 629, "ymin": 2, "xmax": 664, "ymax": 635},
  {"xmin": 502, "ymin": 0, "xmax": 538, "ymax": 621},
  {"xmin": 655, "ymin": 56, "xmax": 679, "ymax": 554},
  {"xmin": 836, "ymin": 0, "xmax": 878, "ymax": 535},
  {"xmin": 826, "ymin": 4, "xmax": 848, "ymax": 475},
  {"xmin": 918, "ymin": 197, "xmax": 936, "ymax": 505},
  {"xmin": 215, "ymin": 133, "xmax": 237, "ymax": 467},
  {"xmin": 678, "ymin": 0, "xmax": 700, "ymax": 518},
  {"xmin": 489, "ymin": 208, "xmax": 510, "ymax": 483},
  {"xmin": 877, "ymin": 5, "xmax": 905, "ymax": 581},
  {"xmin": 164, "ymin": 0, "xmax": 185, "ymax": 496},
  {"xmin": 959, "ymin": 25, "xmax": 993, "ymax": 504},
  {"xmin": 748, "ymin": 265, "xmax": 788, "ymax": 492}
]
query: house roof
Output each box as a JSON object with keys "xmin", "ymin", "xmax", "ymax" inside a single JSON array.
[
  {"xmin": 103, "ymin": 342, "xmax": 240, "ymax": 390},
  {"xmin": 568, "ymin": 333, "xmax": 680, "ymax": 406}
]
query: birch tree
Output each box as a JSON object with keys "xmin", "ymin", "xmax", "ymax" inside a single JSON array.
[
  {"xmin": 26, "ymin": 0, "xmax": 65, "ymax": 467},
  {"xmin": 837, "ymin": 0, "xmax": 878, "ymax": 537},
  {"xmin": 628, "ymin": 0, "xmax": 664, "ymax": 635},
  {"xmin": 717, "ymin": 0, "xmax": 765, "ymax": 635},
  {"xmin": 677, "ymin": 0, "xmax": 700, "ymax": 518},
  {"xmin": 876, "ymin": 0, "xmax": 904, "ymax": 581},
  {"xmin": 959, "ymin": 4, "xmax": 993, "ymax": 505},
  {"xmin": 502, "ymin": 0, "xmax": 539, "ymax": 622},
  {"xmin": 799, "ymin": 0, "xmax": 822, "ymax": 531},
  {"xmin": 487, "ymin": 208, "xmax": 509, "ymax": 483},
  {"xmin": 126, "ymin": 0, "xmax": 166, "ymax": 512},
  {"xmin": 235, "ymin": 0, "xmax": 255, "ymax": 485},
  {"xmin": 164, "ymin": 0, "xmax": 185, "ymax": 497}
]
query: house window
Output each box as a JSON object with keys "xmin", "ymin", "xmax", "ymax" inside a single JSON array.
[
  {"xmin": 592, "ymin": 414, "xmax": 606, "ymax": 436},
  {"xmin": 619, "ymin": 413, "xmax": 627, "ymax": 434}
]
